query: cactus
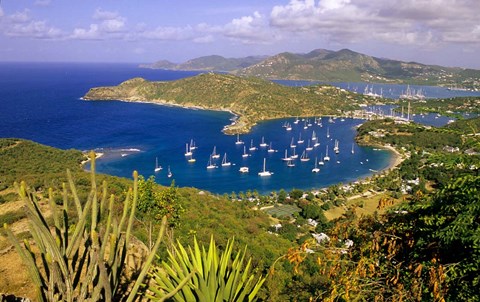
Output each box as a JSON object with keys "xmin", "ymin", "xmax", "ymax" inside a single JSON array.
[
  {"xmin": 3, "ymin": 151, "xmax": 182, "ymax": 302},
  {"xmin": 148, "ymin": 236, "xmax": 266, "ymax": 302}
]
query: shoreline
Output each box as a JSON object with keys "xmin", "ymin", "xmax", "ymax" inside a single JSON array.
[{"xmin": 80, "ymin": 151, "xmax": 104, "ymax": 167}]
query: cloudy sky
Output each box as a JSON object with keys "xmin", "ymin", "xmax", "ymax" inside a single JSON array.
[{"xmin": 1, "ymin": 0, "xmax": 479, "ymax": 68}]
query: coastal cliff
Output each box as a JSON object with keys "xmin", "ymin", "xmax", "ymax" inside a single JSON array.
[{"xmin": 83, "ymin": 73, "xmax": 372, "ymax": 134}]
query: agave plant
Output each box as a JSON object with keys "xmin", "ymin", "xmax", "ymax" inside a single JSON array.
[
  {"xmin": 3, "ymin": 151, "xmax": 184, "ymax": 302},
  {"xmin": 148, "ymin": 236, "xmax": 266, "ymax": 302}
]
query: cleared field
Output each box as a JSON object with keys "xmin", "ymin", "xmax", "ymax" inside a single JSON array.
[{"xmin": 263, "ymin": 204, "xmax": 302, "ymax": 218}]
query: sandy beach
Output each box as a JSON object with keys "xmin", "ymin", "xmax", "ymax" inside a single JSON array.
[{"xmin": 380, "ymin": 144, "xmax": 404, "ymax": 170}]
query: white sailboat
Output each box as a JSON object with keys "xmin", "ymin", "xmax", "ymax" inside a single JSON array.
[
  {"xmin": 211, "ymin": 146, "xmax": 220, "ymax": 159},
  {"xmin": 300, "ymin": 150, "xmax": 310, "ymax": 162},
  {"xmin": 318, "ymin": 154, "xmax": 325, "ymax": 166},
  {"xmin": 311, "ymin": 130, "xmax": 317, "ymax": 141},
  {"xmin": 312, "ymin": 157, "xmax": 320, "ymax": 173},
  {"xmin": 154, "ymin": 157, "xmax": 162, "ymax": 172},
  {"xmin": 326, "ymin": 127, "xmax": 330, "ymax": 138},
  {"xmin": 351, "ymin": 143, "xmax": 355, "ymax": 154},
  {"xmin": 281, "ymin": 149, "xmax": 291, "ymax": 161},
  {"xmin": 267, "ymin": 142, "xmax": 275, "ymax": 153},
  {"xmin": 297, "ymin": 133, "xmax": 304, "ymax": 144},
  {"xmin": 293, "ymin": 116, "xmax": 300, "ymax": 124},
  {"xmin": 291, "ymin": 147, "xmax": 298, "ymax": 159},
  {"xmin": 249, "ymin": 139, "xmax": 257, "ymax": 151},
  {"xmin": 239, "ymin": 166, "xmax": 249, "ymax": 173},
  {"xmin": 167, "ymin": 166, "xmax": 172, "ymax": 178},
  {"xmin": 260, "ymin": 136, "xmax": 268, "ymax": 147},
  {"xmin": 323, "ymin": 146, "xmax": 330, "ymax": 162},
  {"xmin": 286, "ymin": 159, "xmax": 295, "ymax": 167},
  {"xmin": 258, "ymin": 158, "xmax": 272, "ymax": 176},
  {"xmin": 242, "ymin": 145, "xmax": 249, "ymax": 158},
  {"xmin": 187, "ymin": 154, "xmax": 196, "ymax": 163},
  {"xmin": 306, "ymin": 139, "xmax": 313, "ymax": 151},
  {"xmin": 189, "ymin": 138, "xmax": 197, "ymax": 150},
  {"xmin": 184, "ymin": 143, "xmax": 192, "ymax": 157},
  {"xmin": 285, "ymin": 122, "xmax": 292, "ymax": 131},
  {"xmin": 207, "ymin": 155, "xmax": 217, "ymax": 169},
  {"xmin": 221, "ymin": 153, "xmax": 231, "ymax": 166},
  {"xmin": 235, "ymin": 134, "xmax": 244, "ymax": 145},
  {"xmin": 334, "ymin": 139, "xmax": 340, "ymax": 154},
  {"xmin": 290, "ymin": 137, "xmax": 296, "ymax": 148}
]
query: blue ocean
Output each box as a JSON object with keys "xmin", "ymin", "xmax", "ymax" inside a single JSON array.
[{"xmin": 1, "ymin": 63, "xmax": 478, "ymax": 194}]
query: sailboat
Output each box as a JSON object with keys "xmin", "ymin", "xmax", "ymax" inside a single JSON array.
[
  {"xmin": 281, "ymin": 149, "xmax": 291, "ymax": 161},
  {"xmin": 285, "ymin": 122, "xmax": 292, "ymax": 131},
  {"xmin": 260, "ymin": 136, "xmax": 268, "ymax": 147},
  {"xmin": 306, "ymin": 139, "xmax": 313, "ymax": 151},
  {"xmin": 239, "ymin": 166, "xmax": 249, "ymax": 173},
  {"xmin": 154, "ymin": 157, "xmax": 162, "ymax": 172},
  {"xmin": 242, "ymin": 146, "xmax": 249, "ymax": 158},
  {"xmin": 187, "ymin": 154, "xmax": 196, "ymax": 163},
  {"xmin": 267, "ymin": 142, "xmax": 275, "ymax": 153},
  {"xmin": 318, "ymin": 154, "xmax": 325, "ymax": 166},
  {"xmin": 235, "ymin": 134, "xmax": 244, "ymax": 145},
  {"xmin": 324, "ymin": 146, "xmax": 330, "ymax": 161},
  {"xmin": 311, "ymin": 130, "xmax": 317, "ymax": 141},
  {"xmin": 300, "ymin": 150, "xmax": 310, "ymax": 162},
  {"xmin": 211, "ymin": 146, "xmax": 220, "ymax": 159},
  {"xmin": 207, "ymin": 155, "xmax": 217, "ymax": 169},
  {"xmin": 326, "ymin": 127, "xmax": 330, "ymax": 138},
  {"xmin": 221, "ymin": 153, "xmax": 231, "ymax": 166},
  {"xmin": 167, "ymin": 166, "xmax": 172, "ymax": 178},
  {"xmin": 293, "ymin": 116, "xmax": 300, "ymax": 124},
  {"xmin": 303, "ymin": 120, "xmax": 308, "ymax": 130},
  {"xmin": 189, "ymin": 139, "xmax": 197, "ymax": 150},
  {"xmin": 297, "ymin": 133, "xmax": 304, "ymax": 144},
  {"xmin": 249, "ymin": 139, "xmax": 257, "ymax": 151},
  {"xmin": 291, "ymin": 147, "xmax": 298, "ymax": 159},
  {"xmin": 258, "ymin": 158, "xmax": 272, "ymax": 176},
  {"xmin": 286, "ymin": 158, "xmax": 295, "ymax": 167},
  {"xmin": 351, "ymin": 143, "xmax": 355, "ymax": 154},
  {"xmin": 312, "ymin": 157, "xmax": 320, "ymax": 173},
  {"xmin": 290, "ymin": 137, "xmax": 296, "ymax": 148},
  {"xmin": 334, "ymin": 140, "xmax": 340, "ymax": 154},
  {"xmin": 184, "ymin": 143, "xmax": 192, "ymax": 156}
]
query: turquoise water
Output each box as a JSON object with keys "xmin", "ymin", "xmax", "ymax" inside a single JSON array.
[{"xmin": 2, "ymin": 63, "xmax": 474, "ymax": 194}]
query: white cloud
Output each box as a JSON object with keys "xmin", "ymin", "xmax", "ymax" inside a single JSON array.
[
  {"xmin": 68, "ymin": 8, "xmax": 127, "ymax": 40},
  {"xmin": 141, "ymin": 25, "xmax": 195, "ymax": 41},
  {"xmin": 93, "ymin": 8, "xmax": 120, "ymax": 21},
  {"xmin": 7, "ymin": 20, "xmax": 63, "ymax": 39},
  {"xmin": 71, "ymin": 24, "xmax": 100, "ymax": 40},
  {"xmin": 269, "ymin": 0, "xmax": 480, "ymax": 46},
  {"xmin": 34, "ymin": 0, "xmax": 52, "ymax": 7}
]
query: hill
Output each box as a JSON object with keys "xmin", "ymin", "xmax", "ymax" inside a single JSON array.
[
  {"xmin": 139, "ymin": 55, "xmax": 267, "ymax": 71},
  {"xmin": 83, "ymin": 73, "xmax": 372, "ymax": 134},
  {"xmin": 141, "ymin": 48, "xmax": 480, "ymax": 90}
]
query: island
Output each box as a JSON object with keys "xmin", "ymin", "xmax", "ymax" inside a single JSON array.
[{"xmin": 82, "ymin": 73, "xmax": 376, "ymax": 134}]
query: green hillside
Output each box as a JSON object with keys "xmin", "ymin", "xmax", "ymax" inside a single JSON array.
[{"xmin": 83, "ymin": 73, "xmax": 371, "ymax": 133}]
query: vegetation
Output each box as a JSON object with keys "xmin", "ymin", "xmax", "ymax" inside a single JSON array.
[
  {"xmin": 2, "ymin": 152, "xmax": 175, "ymax": 301},
  {"xmin": 398, "ymin": 96, "xmax": 480, "ymax": 116},
  {"xmin": 148, "ymin": 236, "xmax": 265, "ymax": 301},
  {"xmin": 83, "ymin": 73, "xmax": 369, "ymax": 133}
]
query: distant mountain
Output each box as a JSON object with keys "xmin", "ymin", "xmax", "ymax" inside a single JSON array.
[
  {"xmin": 140, "ymin": 55, "xmax": 267, "ymax": 72},
  {"xmin": 141, "ymin": 49, "xmax": 480, "ymax": 90}
]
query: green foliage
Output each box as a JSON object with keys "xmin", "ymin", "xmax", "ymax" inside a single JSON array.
[
  {"xmin": 148, "ymin": 236, "xmax": 266, "ymax": 302},
  {"xmin": 2, "ymin": 152, "xmax": 170, "ymax": 302}
]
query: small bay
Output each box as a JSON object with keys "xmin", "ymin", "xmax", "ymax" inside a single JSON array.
[{"xmin": 1, "ymin": 63, "xmax": 478, "ymax": 194}]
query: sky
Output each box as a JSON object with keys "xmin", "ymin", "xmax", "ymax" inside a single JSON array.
[{"xmin": 0, "ymin": 0, "xmax": 479, "ymax": 69}]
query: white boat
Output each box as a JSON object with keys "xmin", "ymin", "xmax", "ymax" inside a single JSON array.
[
  {"xmin": 313, "ymin": 140, "xmax": 320, "ymax": 147},
  {"xmin": 242, "ymin": 145, "xmax": 249, "ymax": 158},
  {"xmin": 249, "ymin": 139, "xmax": 257, "ymax": 151},
  {"xmin": 307, "ymin": 120, "xmax": 312, "ymax": 127},
  {"xmin": 189, "ymin": 138, "xmax": 197, "ymax": 150},
  {"xmin": 351, "ymin": 143, "xmax": 355, "ymax": 154},
  {"xmin": 258, "ymin": 158, "xmax": 272, "ymax": 176},
  {"xmin": 267, "ymin": 142, "xmax": 275, "ymax": 153},
  {"xmin": 303, "ymin": 120, "xmax": 308, "ymax": 130},
  {"xmin": 311, "ymin": 130, "xmax": 317, "ymax": 141},
  {"xmin": 300, "ymin": 150, "xmax": 310, "ymax": 162},
  {"xmin": 154, "ymin": 157, "xmax": 162, "ymax": 172},
  {"xmin": 239, "ymin": 166, "xmax": 249, "ymax": 173},
  {"xmin": 187, "ymin": 154, "xmax": 196, "ymax": 163},
  {"xmin": 291, "ymin": 147, "xmax": 298, "ymax": 159},
  {"xmin": 167, "ymin": 166, "xmax": 172, "ymax": 178},
  {"xmin": 312, "ymin": 157, "xmax": 320, "ymax": 173},
  {"xmin": 184, "ymin": 143, "xmax": 192, "ymax": 157},
  {"xmin": 326, "ymin": 127, "xmax": 330, "ymax": 138},
  {"xmin": 318, "ymin": 154, "xmax": 325, "ymax": 166},
  {"xmin": 290, "ymin": 137, "xmax": 297, "ymax": 148},
  {"xmin": 334, "ymin": 140, "xmax": 340, "ymax": 154},
  {"xmin": 235, "ymin": 134, "xmax": 244, "ymax": 145},
  {"xmin": 207, "ymin": 155, "xmax": 217, "ymax": 169},
  {"xmin": 328, "ymin": 117, "xmax": 334, "ymax": 123},
  {"xmin": 286, "ymin": 159, "xmax": 295, "ymax": 167},
  {"xmin": 285, "ymin": 123, "xmax": 292, "ymax": 131},
  {"xmin": 305, "ymin": 139, "xmax": 313, "ymax": 151},
  {"xmin": 297, "ymin": 133, "xmax": 304, "ymax": 144},
  {"xmin": 293, "ymin": 117, "xmax": 300, "ymax": 124},
  {"xmin": 211, "ymin": 146, "xmax": 220, "ymax": 159},
  {"xmin": 221, "ymin": 153, "xmax": 231, "ymax": 166},
  {"xmin": 281, "ymin": 149, "xmax": 291, "ymax": 161},
  {"xmin": 260, "ymin": 136, "xmax": 268, "ymax": 147},
  {"xmin": 324, "ymin": 146, "xmax": 330, "ymax": 161}
]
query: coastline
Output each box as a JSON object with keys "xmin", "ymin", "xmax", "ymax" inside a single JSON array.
[
  {"xmin": 80, "ymin": 151, "xmax": 104, "ymax": 167},
  {"xmin": 377, "ymin": 144, "xmax": 404, "ymax": 172}
]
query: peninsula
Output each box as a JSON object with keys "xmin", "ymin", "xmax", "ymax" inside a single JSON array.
[{"xmin": 83, "ymin": 73, "xmax": 373, "ymax": 133}]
